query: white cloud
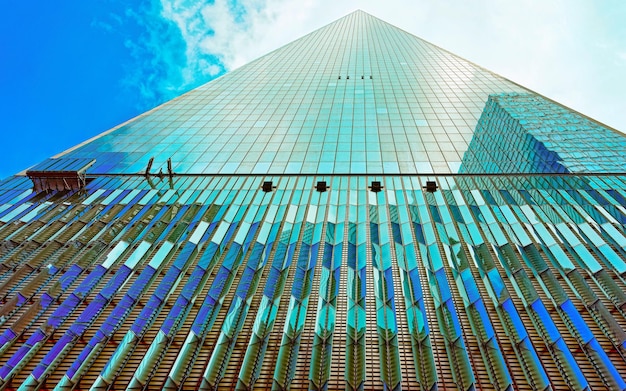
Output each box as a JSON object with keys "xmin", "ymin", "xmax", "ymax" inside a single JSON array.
[{"xmin": 160, "ymin": 0, "xmax": 320, "ymax": 71}]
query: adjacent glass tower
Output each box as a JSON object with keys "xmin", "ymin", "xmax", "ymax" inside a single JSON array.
[{"xmin": 0, "ymin": 10, "xmax": 625, "ymax": 391}]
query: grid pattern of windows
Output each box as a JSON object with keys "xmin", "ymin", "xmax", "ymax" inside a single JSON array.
[{"xmin": 58, "ymin": 11, "xmax": 527, "ymax": 175}]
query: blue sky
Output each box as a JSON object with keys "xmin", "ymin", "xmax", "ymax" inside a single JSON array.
[{"xmin": 1, "ymin": 1, "xmax": 625, "ymax": 179}]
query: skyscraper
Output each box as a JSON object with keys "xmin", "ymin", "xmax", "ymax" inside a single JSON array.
[{"xmin": 0, "ymin": 9, "xmax": 625, "ymax": 390}]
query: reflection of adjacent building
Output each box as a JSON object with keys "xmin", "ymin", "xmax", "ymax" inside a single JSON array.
[
  {"xmin": 0, "ymin": 10, "xmax": 625, "ymax": 391},
  {"xmin": 460, "ymin": 93, "xmax": 626, "ymax": 174}
]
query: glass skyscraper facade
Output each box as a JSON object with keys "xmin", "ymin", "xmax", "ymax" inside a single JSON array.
[{"xmin": 0, "ymin": 10, "xmax": 625, "ymax": 390}]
